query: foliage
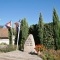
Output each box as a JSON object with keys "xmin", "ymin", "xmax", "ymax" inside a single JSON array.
[
  {"xmin": 12, "ymin": 28, "xmax": 16, "ymax": 36},
  {"xmin": 43, "ymin": 23, "xmax": 54, "ymax": 49},
  {"xmin": 40, "ymin": 49, "xmax": 60, "ymax": 60},
  {"xmin": 0, "ymin": 45, "xmax": 16, "ymax": 52},
  {"xmin": 35, "ymin": 45, "xmax": 45, "ymax": 53},
  {"xmin": 58, "ymin": 22, "xmax": 60, "ymax": 49},
  {"xmin": 29, "ymin": 21, "xmax": 60, "ymax": 49},
  {"xmin": 29, "ymin": 24, "xmax": 39, "ymax": 44},
  {"xmin": 29, "ymin": 22, "xmax": 55, "ymax": 49},
  {"xmin": 29, "ymin": 9, "xmax": 60, "ymax": 49},
  {"xmin": 14, "ymin": 27, "xmax": 19, "ymax": 45},
  {"xmin": 38, "ymin": 13, "xmax": 44, "ymax": 44},
  {"xmin": 19, "ymin": 18, "xmax": 29, "ymax": 50},
  {"xmin": 8, "ymin": 28, "xmax": 12, "ymax": 45},
  {"xmin": 53, "ymin": 8, "xmax": 60, "ymax": 50},
  {"xmin": 0, "ymin": 43, "xmax": 7, "ymax": 45}
]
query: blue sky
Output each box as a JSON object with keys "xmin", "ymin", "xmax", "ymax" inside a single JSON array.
[{"xmin": 0, "ymin": 0, "xmax": 60, "ymax": 26}]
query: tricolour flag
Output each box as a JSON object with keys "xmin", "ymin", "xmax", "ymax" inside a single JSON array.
[
  {"xmin": 14, "ymin": 22, "xmax": 19, "ymax": 27},
  {"xmin": 5, "ymin": 21, "xmax": 11, "ymax": 28},
  {"xmin": 5, "ymin": 21, "xmax": 13, "ymax": 45},
  {"xmin": 14, "ymin": 22, "xmax": 19, "ymax": 32}
]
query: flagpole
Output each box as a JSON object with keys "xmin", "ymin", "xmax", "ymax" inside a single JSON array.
[
  {"xmin": 11, "ymin": 21, "xmax": 13, "ymax": 45},
  {"xmin": 16, "ymin": 20, "xmax": 21, "ymax": 50}
]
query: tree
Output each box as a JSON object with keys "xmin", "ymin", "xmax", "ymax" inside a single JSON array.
[
  {"xmin": 14, "ymin": 27, "xmax": 19, "ymax": 45},
  {"xmin": 53, "ymin": 9, "xmax": 60, "ymax": 50},
  {"xmin": 8, "ymin": 28, "xmax": 12, "ymax": 45},
  {"xmin": 38, "ymin": 13, "xmax": 44, "ymax": 44},
  {"xmin": 59, "ymin": 22, "xmax": 60, "ymax": 49},
  {"xmin": 29, "ymin": 24, "xmax": 39, "ymax": 44},
  {"xmin": 43, "ymin": 23, "xmax": 54, "ymax": 49},
  {"xmin": 19, "ymin": 18, "xmax": 29, "ymax": 50}
]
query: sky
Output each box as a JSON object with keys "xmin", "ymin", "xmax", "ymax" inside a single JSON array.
[{"xmin": 0, "ymin": 0, "xmax": 60, "ymax": 26}]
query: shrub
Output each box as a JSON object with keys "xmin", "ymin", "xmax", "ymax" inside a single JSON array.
[
  {"xmin": 35, "ymin": 44, "xmax": 45, "ymax": 53},
  {"xmin": 0, "ymin": 45, "xmax": 16, "ymax": 52},
  {"xmin": 40, "ymin": 49, "xmax": 60, "ymax": 60},
  {"xmin": 0, "ymin": 43, "xmax": 7, "ymax": 45}
]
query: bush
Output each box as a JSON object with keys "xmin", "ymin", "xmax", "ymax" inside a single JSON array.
[
  {"xmin": 39, "ymin": 49, "xmax": 60, "ymax": 60},
  {"xmin": 0, "ymin": 43, "xmax": 7, "ymax": 45},
  {"xmin": 0, "ymin": 45, "xmax": 16, "ymax": 52},
  {"xmin": 35, "ymin": 44, "xmax": 45, "ymax": 53}
]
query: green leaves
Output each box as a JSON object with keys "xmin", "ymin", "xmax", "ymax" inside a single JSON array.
[
  {"xmin": 19, "ymin": 18, "xmax": 29, "ymax": 50},
  {"xmin": 38, "ymin": 13, "xmax": 44, "ymax": 44},
  {"xmin": 8, "ymin": 28, "xmax": 12, "ymax": 45},
  {"xmin": 53, "ymin": 8, "xmax": 60, "ymax": 50}
]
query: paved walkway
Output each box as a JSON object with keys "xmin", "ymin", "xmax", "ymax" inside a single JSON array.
[{"xmin": 0, "ymin": 50, "xmax": 42, "ymax": 60}]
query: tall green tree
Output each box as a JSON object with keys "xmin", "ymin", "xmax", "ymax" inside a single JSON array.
[
  {"xmin": 19, "ymin": 18, "xmax": 29, "ymax": 50},
  {"xmin": 38, "ymin": 13, "xmax": 44, "ymax": 44},
  {"xmin": 8, "ymin": 28, "xmax": 12, "ymax": 45},
  {"xmin": 53, "ymin": 9, "xmax": 60, "ymax": 50},
  {"xmin": 59, "ymin": 22, "xmax": 60, "ymax": 49}
]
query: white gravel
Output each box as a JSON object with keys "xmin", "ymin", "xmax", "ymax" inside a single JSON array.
[{"xmin": 0, "ymin": 50, "xmax": 42, "ymax": 60}]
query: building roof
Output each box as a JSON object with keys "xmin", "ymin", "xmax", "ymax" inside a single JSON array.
[{"xmin": 0, "ymin": 28, "xmax": 8, "ymax": 39}]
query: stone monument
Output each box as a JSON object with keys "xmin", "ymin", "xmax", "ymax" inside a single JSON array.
[{"xmin": 24, "ymin": 34, "xmax": 36, "ymax": 53}]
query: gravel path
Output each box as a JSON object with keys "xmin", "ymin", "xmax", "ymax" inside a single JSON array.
[{"xmin": 0, "ymin": 50, "xmax": 42, "ymax": 60}]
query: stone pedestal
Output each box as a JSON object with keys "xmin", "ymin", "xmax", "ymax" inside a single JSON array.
[{"xmin": 24, "ymin": 34, "xmax": 36, "ymax": 53}]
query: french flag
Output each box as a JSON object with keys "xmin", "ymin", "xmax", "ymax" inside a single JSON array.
[
  {"xmin": 5, "ymin": 21, "xmax": 11, "ymax": 28},
  {"xmin": 14, "ymin": 22, "xmax": 19, "ymax": 27}
]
